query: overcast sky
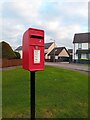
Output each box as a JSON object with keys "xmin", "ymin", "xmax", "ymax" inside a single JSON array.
[{"xmin": 0, "ymin": 0, "xmax": 89, "ymax": 50}]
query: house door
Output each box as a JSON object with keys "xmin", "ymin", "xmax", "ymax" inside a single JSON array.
[
  {"xmin": 51, "ymin": 55, "xmax": 55, "ymax": 62},
  {"xmin": 78, "ymin": 54, "xmax": 81, "ymax": 60}
]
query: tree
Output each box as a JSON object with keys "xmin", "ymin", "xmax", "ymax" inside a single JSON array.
[{"xmin": 0, "ymin": 41, "xmax": 16, "ymax": 59}]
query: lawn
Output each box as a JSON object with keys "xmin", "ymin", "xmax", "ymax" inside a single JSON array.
[
  {"xmin": 0, "ymin": 71, "xmax": 2, "ymax": 119},
  {"xmin": 2, "ymin": 66, "xmax": 88, "ymax": 118}
]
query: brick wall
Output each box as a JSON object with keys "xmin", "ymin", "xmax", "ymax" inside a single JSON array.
[{"xmin": 0, "ymin": 59, "xmax": 22, "ymax": 68}]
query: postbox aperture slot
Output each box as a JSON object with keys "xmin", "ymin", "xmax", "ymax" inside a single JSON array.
[{"xmin": 30, "ymin": 35, "xmax": 44, "ymax": 39}]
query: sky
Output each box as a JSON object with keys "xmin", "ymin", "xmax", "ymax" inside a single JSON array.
[{"xmin": 0, "ymin": 0, "xmax": 89, "ymax": 50}]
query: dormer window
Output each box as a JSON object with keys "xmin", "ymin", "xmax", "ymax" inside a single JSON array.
[{"xmin": 78, "ymin": 43, "xmax": 82, "ymax": 49}]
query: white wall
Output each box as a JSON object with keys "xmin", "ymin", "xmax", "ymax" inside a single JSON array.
[
  {"xmin": 55, "ymin": 56, "xmax": 58, "ymax": 59},
  {"xmin": 59, "ymin": 48, "xmax": 69, "ymax": 57},
  {"xmin": 15, "ymin": 50, "xmax": 22, "ymax": 59},
  {"xmin": 19, "ymin": 50, "xmax": 22, "ymax": 59},
  {"xmin": 73, "ymin": 43, "xmax": 78, "ymax": 60},
  {"xmin": 75, "ymin": 43, "xmax": 78, "ymax": 60},
  {"xmin": 44, "ymin": 49, "xmax": 48, "ymax": 54}
]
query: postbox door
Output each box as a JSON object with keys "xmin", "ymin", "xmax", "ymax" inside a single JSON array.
[{"xmin": 29, "ymin": 45, "xmax": 44, "ymax": 71}]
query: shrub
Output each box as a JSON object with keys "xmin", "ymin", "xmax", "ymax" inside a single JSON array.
[{"xmin": 80, "ymin": 58, "xmax": 88, "ymax": 60}]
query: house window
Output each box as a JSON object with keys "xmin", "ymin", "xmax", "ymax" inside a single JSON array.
[
  {"xmin": 78, "ymin": 43, "xmax": 82, "ymax": 49},
  {"xmin": 81, "ymin": 54, "xmax": 88, "ymax": 59},
  {"xmin": 88, "ymin": 43, "xmax": 90, "ymax": 49}
]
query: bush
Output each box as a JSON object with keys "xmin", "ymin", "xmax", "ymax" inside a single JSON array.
[
  {"xmin": 14, "ymin": 52, "xmax": 21, "ymax": 59},
  {"xmin": 0, "ymin": 41, "xmax": 16, "ymax": 59},
  {"xmin": 80, "ymin": 58, "xmax": 88, "ymax": 60}
]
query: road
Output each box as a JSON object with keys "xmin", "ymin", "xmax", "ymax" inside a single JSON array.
[{"xmin": 45, "ymin": 62, "xmax": 89, "ymax": 75}]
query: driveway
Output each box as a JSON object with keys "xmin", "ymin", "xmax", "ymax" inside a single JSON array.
[{"xmin": 45, "ymin": 62, "xmax": 89, "ymax": 75}]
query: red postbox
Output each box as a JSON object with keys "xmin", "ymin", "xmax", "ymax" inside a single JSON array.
[{"xmin": 22, "ymin": 28, "xmax": 44, "ymax": 71}]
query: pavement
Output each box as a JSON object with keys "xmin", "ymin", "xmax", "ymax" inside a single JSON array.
[
  {"xmin": 45, "ymin": 62, "xmax": 90, "ymax": 75},
  {"xmin": 0, "ymin": 62, "xmax": 89, "ymax": 75},
  {"xmin": 0, "ymin": 65, "xmax": 22, "ymax": 71}
]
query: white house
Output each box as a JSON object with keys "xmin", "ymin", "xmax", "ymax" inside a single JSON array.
[
  {"xmin": 73, "ymin": 33, "xmax": 90, "ymax": 62},
  {"xmin": 48, "ymin": 47, "xmax": 70, "ymax": 62},
  {"xmin": 45, "ymin": 42, "xmax": 57, "ymax": 60},
  {"xmin": 15, "ymin": 46, "xmax": 22, "ymax": 59}
]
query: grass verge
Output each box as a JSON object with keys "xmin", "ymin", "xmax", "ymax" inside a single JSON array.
[{"xmin": 2, "ymin": 66, "xmax": 88, "ymax": 118}]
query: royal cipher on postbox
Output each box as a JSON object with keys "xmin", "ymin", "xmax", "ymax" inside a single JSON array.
[{"xmin": 22, "ymin": 28, "xmax": 44, "ymax": 71}]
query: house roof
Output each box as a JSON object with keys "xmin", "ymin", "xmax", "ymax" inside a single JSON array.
[
  {"xmin": 76, "ymin": 49, "xmax": 90, "ymax": 54},
  {"xmin": 45, "ymin": 42, "xmax": 54, "ymax": 49},
  {"xmin": 48, "ymin": 47, "xmax": 70, "ymax": 56},
  {"xmin": 15, "ymin": 46, "xmax": 22, "ymax": 51},
  {"xmin": 73, "ymin": 33, "xmax": 90, "ymax": 43},
  {"xmin": 15, "ymin": 42, "xmax": 54, "ymax": 51}
]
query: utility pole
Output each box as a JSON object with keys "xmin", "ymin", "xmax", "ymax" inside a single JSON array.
[
  {"xmin": 74, "ymin": 43, "xmax": 75, "ymax": 63},
  {"xmin": 50, "ymin": 39, "xmax": 56, "ymax": 62},
  {"xmin": 54, "ymin": 39, "xmax": 55, "ymax": 62}
]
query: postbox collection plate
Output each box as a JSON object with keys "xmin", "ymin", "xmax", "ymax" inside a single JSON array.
[{"xmin": 34, "ymin": 50, "xmax": 40, "ymax": 64}]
